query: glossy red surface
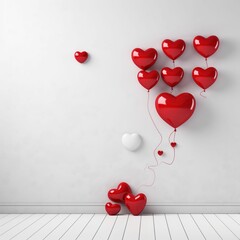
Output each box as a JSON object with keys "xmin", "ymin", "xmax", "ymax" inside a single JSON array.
[
  {"xmin": 192, "ymin": 67, "xmax": 218, "ymax": 90},
  {"xmin": 108, "ymin": 182, "xmax": 132, "ymax": 203},
  {"xmin": 137, "ymin": 70, "xmax": 160, "ymax": 90},
  {"xmin": 193, "ymin": 35, "xmax": 219, "ymax": 58},
  {"xmin": 131, "ymin": 48, "xmax": 158, "ymax": 70},
  {"xmin": 74, "ymin": 51, "xmax": 88, "ymax": 63},
  {"xmin": 105, "ymin": 202, "xmax": 121, "ymax": 215},
  {"xmin": 155, "ymin": 93, "xmax": 196, "ymax": 129},
  {"xmin": 162, "ymin": 39, "xmax": 186, "ymax": 60},
  {"xmin": 124, "ymin": 193, "xmax": 147, "ymax": 216},
  {"xmin": 161, "ymin": 67, "xmax": 184, "ymax": 88}
]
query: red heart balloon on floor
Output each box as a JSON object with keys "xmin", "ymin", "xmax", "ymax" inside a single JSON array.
[
  {"xmin": 192, "ymin": 67, "xmax": 218, "ymax": 90},
  {"xmin": 74, "ymin": 51, "xmax": 88, "ymax": 63},
  {"xmin": 124, "ymin": 193, "xmax": 147, "ymax": 216},
  {"xmin": 137, "ymin": 70, "xmax": 160, "ymax": 90},
  {"xmin": 162, "ymin": 39, "xmax": 186, "ymax": 60},
  {"xmin": 108, "ymin": 182, "xmax": 132, "ymax": 203},
  {"xmin": 155, "ymin": 93, "xmax": 196, "ymax": 129},
  {"xmin": 193, "ymin": 36, "xmax": 219, "ymax": 58},
  {"xmin": 131, "ymin": 48, "xmax": 158, "ymax": 70},
  {"xmin": 161, "ymin": 67, "xmax": 184, "ymax": 88},
  {"xmin": 105, "ymin": 202, "xmax": 121, "ymax": 215}
]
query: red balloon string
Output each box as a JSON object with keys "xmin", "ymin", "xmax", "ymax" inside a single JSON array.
[
  {"xmin": 205, "ymin": 58, "xmax": 209, "ymax": 68},
  {"xmin": 170, "ymin": 87, "xmax": 174, "ymax": 94},
  {"xmin": 200, "ymin": 89, "xmax": 207, "ymax": 98},
  {"xmin": 161, "ymin": 129, "xmax": 177, "ymax": 165},
  {"xmin": 137, "ymin": 91, "xmax": 163, "ymax": 190},
  {"xmin": 173, "ymin": 60, "xmax": 175, "ymax": 68}
]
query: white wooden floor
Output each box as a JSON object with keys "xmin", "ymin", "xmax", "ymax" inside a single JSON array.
[{"xmin": 1, "ymin": 214, "xmax": 240, "ymax": 240}]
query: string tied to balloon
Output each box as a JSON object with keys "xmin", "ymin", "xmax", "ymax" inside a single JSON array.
[
  {"xmin": 205, "ymin": 58, "xmax": 209, "ymax": 68},
  {"xmin": 137, "ymin": 90, "xmax": 163, "ymax": 190},
  {"xmin": 200, "ymin": 89, "xmax": 207, "ymax": 98},
  {"xmin": 160, "ymin": 128, "xmax": 177, "ymax": 165}
]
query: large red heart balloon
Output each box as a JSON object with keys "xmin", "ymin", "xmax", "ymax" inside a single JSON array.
[
  {"xmin": 108, "ymin": 182, "xmax": 132, "ymax": 203},
  {"xmin": 105, "ymin": 202, "xmax": 121, "ymax": 215},
  {"xmin": 192, "ymin": 67, "xmax": 218, "ymax": 90},
  {"xmin": 155, "ymin": 93, "xmax": 196, "ymax": 129},
  {"xmin": 137, "ymin": 70, "xmax": 160, "ymax": 90},
  {"xmin": 193, "ymin": 36, "xmax": 219, "ymax": 58},
  {"xmin": 162, "ymin": 39, "xmax": 186, "ymax": 60},
  {"xmin": 131, "ymin": 48, "xmax": 158, "ymax": 70},
  {"xmin": 161, "ymin": 67, "xmax": 184, "ymax": 88},
  {"xmin": 74, "ymin": 51, "xmax": 88, "ymax": 63},
  {"xmin": 124, "ymin": 193, "xmax": 147, "ymax": 216}
]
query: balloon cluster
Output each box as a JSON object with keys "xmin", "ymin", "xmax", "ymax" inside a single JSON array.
[
  {"xmin": 105, "ymin": 182, "xmax": 147, "ymax": 216},
  {"xmin": 131, "ymin": 35, "xmax": 220, "ymax": 166}
]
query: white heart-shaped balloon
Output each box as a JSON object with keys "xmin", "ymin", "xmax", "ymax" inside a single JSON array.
[{"xmin": 121, "ymin": 133, "xmax": 142, "ymax": 151}]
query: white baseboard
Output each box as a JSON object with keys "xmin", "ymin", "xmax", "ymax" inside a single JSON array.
[{"xmin": 0, "ymin": 203, "xmax": 240, "ymax": 214}]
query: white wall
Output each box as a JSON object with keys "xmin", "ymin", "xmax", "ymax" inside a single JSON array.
[{"xmin": 0, "ymin": 0, "xmax": 240, "ymax": 213}]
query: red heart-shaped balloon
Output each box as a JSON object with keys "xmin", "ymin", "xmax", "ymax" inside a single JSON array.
[
  {"xmin": 124, "ymin": 193, "xmax": 147, "ymax": 216},
  {"xmin": 161, "ymin": 67, "xmax": 184, "ymax": 88},
  {"xmin": 131, "ymin": 48, "xmax": 158, "ymax": 70},
  {"xmin": 74, "ymin": 51, "xmax": 88, "ymax": 63},
  {"xmin": 162, "ymin": 39, "xmax": 186, "ymax": 60},
  {"xmin": 137, "ymin": 70, "xmax": 160, "ymax": 90},
  {"xmin": 193, "ymin": 36, "xmax": 219, "ymax": 58},
  {"xmin": 155, "ymin": 93, "xmax": 196, "ymax": 129},
  {"xmin": 192, "ymin": 67, "xmax": 218, "ymax": 90},
  {"xmin": 158, "ymin": 150, "xmax": 164, "ymax": 156},
  {"xmin": 108, "ymin": 182, "xmax": 132, "ymax": 203},
  {"xmin": 105, "ymin": 202, "xmax": 121, "ymax": 215}
]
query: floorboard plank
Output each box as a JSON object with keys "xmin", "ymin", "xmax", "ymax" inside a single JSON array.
[
  {"xmin": 77, "ymin": 214, "xmax": 106, "ymax": 240},
  {"xmin": 123, "ymin": 214, "xmax": 141, "ymax": 240},
  {"xmin": 0, "ymin": 214, "xmax": 44, "ymax": 240},
  {"xmin": 108, "ymin": 215, "xmax": 129, "ymax": 240},
  {"xmin": 0, "ymin": 215, "xmax": 20, "ymax": 227},
  {"xmin": 165, "ymin": 214, "xmax": 188, "ymax": 240},
  {"xmin": 216, "ymin": 214, "xmax": 240, "ymax": 238},
  {"xmin": 191, "ymin": 214, "xmax": 222, "ymax": 240},
  {"xmin": 44, "ymin": 214, "xmax": 81, "ymax": 240},
  {"xmin": 0, "ymin": 215, "xmax": 8, "ymax": 220},
  {"xmin": 92, "ymin": 215, "xmax": 117, "ymax": 240},
  {"xmin": 0, "ymin": 214, "xmax": 32, "ymax": 237},
  {"xmin": 179, "ymin": 214, "xmax": 205, "ymax": 240},
  {"xmin": 154, "ymin": 214, "xmax": 171, "ymax": 240},
  {"xmin": 204, "ymin": 214, "xmax": 239, "ymax": 240},
  {"xmin": 139, "ymin": 215, "xmax": 155, "ymax": 240},
  {"xmin": 27, "ymin": 214, "xmax": 69, "ymax": 240},
  {"xmin": 11, "ymin": 214, "xmax": 57, "ymax": 240},
  {"xmin": 229, "ymin": 215, "xmax": 240, "ymax": 225},
  {"xmin": 60, "ymin": 214, "xmax": 94, "ymax": 240}
]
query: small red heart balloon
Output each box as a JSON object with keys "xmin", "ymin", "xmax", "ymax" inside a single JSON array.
[
  {"xmin": 124, "ymin": 193, "xmax": 147, "ymax": 216},
  {"xmin": 162, "ymin": 39, "xmax": 186, "ymax": 60},
  {"xmin": 105, "ymin": 202, "xmax": 121, "ymax": 215},
  {"xmin": 155, "ymin": 93, "xmax": 196, "ymax": 129},
  {"xmin": 192, "ymin": 67, "xmax": 218, "ymax": 90},
  {"xmin": 171, "ymin": 142, "xmax": 177, "ymax": 148},
  {"xmin": 161, "ymin": 67, "xmax": 184, "ymax": 88},
  {"xmin": 193, "ymin": 36, "xmax": 219, "ymax": 58},
  {"xmin": 74, "ymin": 51, "xmax": 88, "ymax": 63},
  {"xmin": 108, "ymin": 182, "xmax": 132, "ymax": 203},
  {"xmin": 137, "ymin": 70, "xmax": 160, "ymax": 91},
  {"xmin": 131, "ymin": 48, "xmax": 158, "ymax": 70},
  {"xmin": 158, "ymin": 150, "xmax": 164, "ymax": 156}
]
